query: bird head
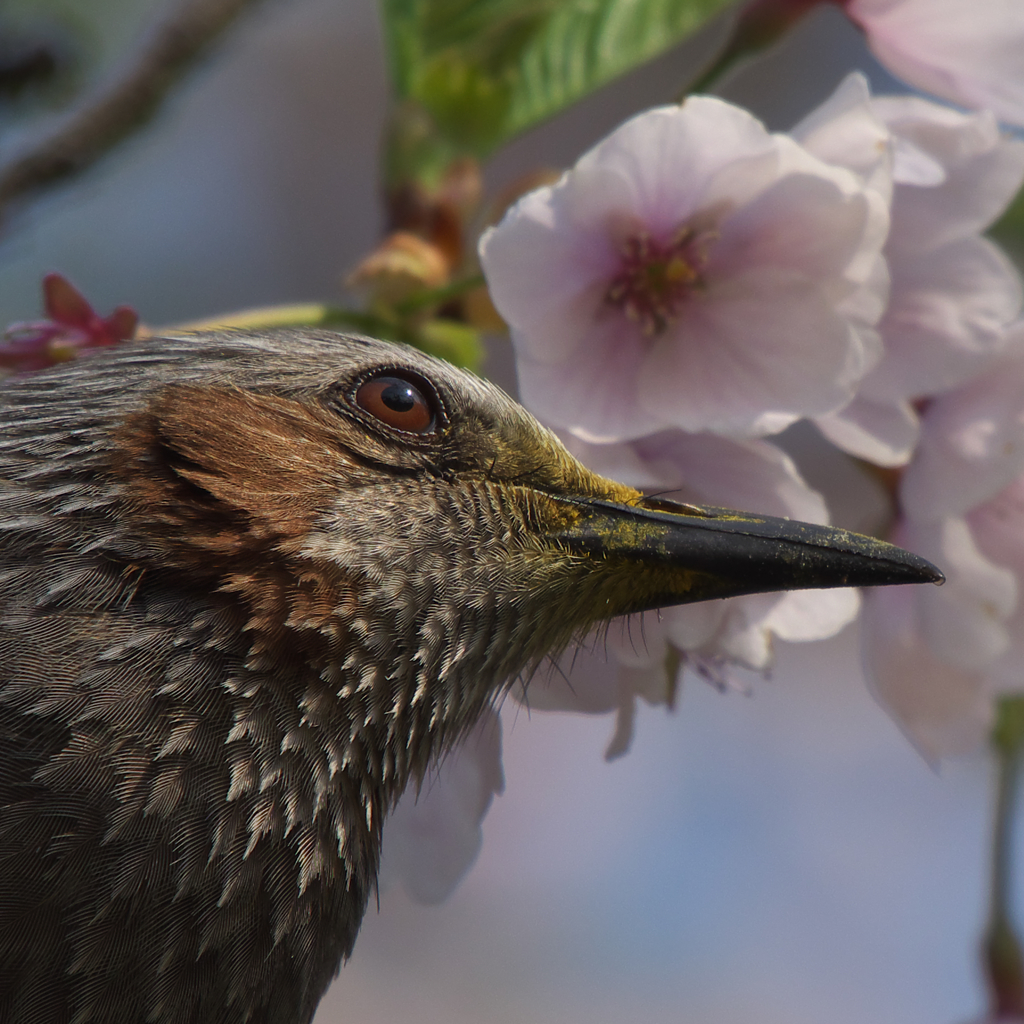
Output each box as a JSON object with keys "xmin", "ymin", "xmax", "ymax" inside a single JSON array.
[{"xmin": 3, "ymin": 327, "xmax": 940, "ymax": 777}]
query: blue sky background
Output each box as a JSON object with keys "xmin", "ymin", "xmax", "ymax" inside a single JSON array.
[{"xmin": 328, "ymin": 622, "xmax": 990, "ymax": 1024}]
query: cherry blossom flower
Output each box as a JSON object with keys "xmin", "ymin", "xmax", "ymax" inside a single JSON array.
[
  {"xmin": 843, "ymin": 0, "xmax": 1024, "ymax": 128},
  {"xmin": 521, "ymin": 429, "xmax": 859, "ymax": 757},
  {"xmin": 379, "ymin": 707, "xmax": 503, "ymax": 903},
  {"xmin": 863, "ymin": 510, "xmax": 1020, "ymax": 760},
  {"xmin": 861, "ymin": 326, "xmax": 1024, "ymax": 758},
  {"xmin": 0, "ymin": 273, "xmax": 138, "ymax": 373},
  {"xmin": 479, "ymin": 96, "xmax": 888, "ymax": 443},
  {"xmin": 382, "ymin": 76, "xmax": 1024, "ymax": 901},
  {"xmin": 794, "ymin": 75, "xmax": 1024, "ymax": 466}
]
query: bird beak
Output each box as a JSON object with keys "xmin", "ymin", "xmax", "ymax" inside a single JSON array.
[{"xmin": 549, "ymin": 493, "xmax": 943, "ymax": 613}]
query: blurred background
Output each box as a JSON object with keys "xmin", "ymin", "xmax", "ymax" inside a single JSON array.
[{"xmin": 0, "ymin": 1, "xmax": 997, "ymax": 1021}]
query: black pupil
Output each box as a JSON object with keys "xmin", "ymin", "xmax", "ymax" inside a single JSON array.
[{"xmin": 381, "ymin": 382, "xmax": 417, "ymax": 413}]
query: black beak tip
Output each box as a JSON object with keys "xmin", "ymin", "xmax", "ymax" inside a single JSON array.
[{"xmin": 917, "ymin": 559, "xmax": 945, "ymax": 586}]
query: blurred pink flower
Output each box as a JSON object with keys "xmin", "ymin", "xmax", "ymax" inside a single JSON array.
[
  {"xmin": 795, "ymin": 75, "xmax": 1024, "ymax": 466},
  {"xmin": 379, "ymin": 707, "xmax": 503, "ymax": 903},
  {"xmin": 862, "ymin": 328, "xmax": 1024, "ymax": 757},
  {"xmin": 863, "ymin": 512, "xmax": 1018, "ymax": 759},
  {"xmin": 844, "ymin": 0, "xmax": 1024, "ymax": 127},
  {"xmin": 863, "ymin": 581, "xmax": 1000, "ymax": 761},
  {"xmin": 900, "ymin": 326, "xmax": 1024, "ymax": 522},
  {"xmin": 521, "ymin": 430, "xmax": 859, "ymax": 757},
  {"xmin": 0, "ymin": 273, "xmax": 138, "ymax": 373},
  {"xmin": 480, "ymin": 97, "xmax": 888, "ymax": 442}
]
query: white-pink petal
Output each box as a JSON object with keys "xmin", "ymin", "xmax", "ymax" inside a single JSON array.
[
  {"xmin": 901, "ymin": 328, "xmax": 1024, "ymax": 521},
  {"xmin": 863, "ymin": 237, "xmax": 1022, "ymax": 403},
  {"xmin": 570, "ymin": 100, "xmax": 780, "ymax": 230},
  {"xmin": 763, "ymin": 586, "xmax": 861, "ymax": 643},
  {"xmin": 847, "ymin": 0, "xmax": 1024, "ymax": 127},
  {"xmin": 797, "ymin": 77, "xmax": 1024, "ymax": 462},
  {"xmin": 815, "ymin": 395, "xmax": 919, "ymax": 467},
  {"xmin": 903, "ymin": 517, "xmax": 1016, "ymax": 669},
  {"xmin": 861, "ymin": 502, "xmax": 1023, "ymax": 759},
  {"xmin": 862, "ymin": 584, "xmax": 994, "ymax": 760},
  {"xmin": 791, "ymin": 72, "xmax": 893, "ymax": 205},
  {"xmin": 710, "ymin": 167, "xmax": 880, "ymax": 288},
  {"xmin": 874, "ymin": 99, "xmax": 1024, "ymax": 254},
  {"xmin": 638, "ymin": 268, "xmax": 875, "ymax": 436},
  {"xmin": 379, "ymin": 708, "xmax": 504, "ymax": 904}
]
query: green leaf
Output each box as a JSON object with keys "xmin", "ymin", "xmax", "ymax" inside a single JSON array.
[
  {"xmin": 323, "ymin": 308, "xmax": 484, "ymax": 371},
  {"xmin": 415, "ymin": 316, "xmax": 483, "ymax": 369},
  {"xmin": 993, "ymin": 695, "xmax": 1024, "ymax": 757},
  {"xmin": 379, "ymin": 0, "xmax": 735, "ymax": 160},
  {"xmin": 991, "ymin": 184, "xmax": 1024, "ymax": 271}
]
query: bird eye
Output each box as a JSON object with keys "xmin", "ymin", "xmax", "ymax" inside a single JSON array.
[{"xmin": 354, "ymin": 373, "xmax": 437, "ymax": 434}]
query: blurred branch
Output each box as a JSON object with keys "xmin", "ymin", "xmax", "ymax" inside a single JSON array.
[
  {"xmin": 165, "ymin": 302, "xmax": 341, "ymax": 334},
  {"xmin": 163, "ymin": 301, "xmax": 484, "ymax": 370},
  {"xmin": 0, "ymin": 40, "xmax": 59, "ymax": 98},
  {"xmin": 682, "ymin": 0, "xmax": 823, "ymax": 97},
  {"xmin": 0, "ymin": 0, "xmax": 264, "ymax": 222},
  {"xmin": 983, "ymin": 696, "xmax": 1024, "ymax": 1018},
  {"xmin": 393, "ymin": 273, "xmax": 485, "ymax": 315}
]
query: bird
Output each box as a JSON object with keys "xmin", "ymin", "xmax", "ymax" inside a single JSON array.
[{"xmin": 0, "ymin": 328, "xmax": 940, "ymax": 1024}]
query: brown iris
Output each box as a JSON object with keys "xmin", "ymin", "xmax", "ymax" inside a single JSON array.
[{"xmin": 355, "ymin": 374, "xmax": 437, "ymax": 433}]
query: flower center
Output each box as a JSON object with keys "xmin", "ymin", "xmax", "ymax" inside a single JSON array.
[{"xmin": 604, "ymin": 225, "xmax": 715, "ymax": 335}]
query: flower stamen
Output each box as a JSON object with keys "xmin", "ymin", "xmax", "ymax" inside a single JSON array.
[{"xmin": 605, "ymin": 225, "xmax": 716, "ymax": 335}]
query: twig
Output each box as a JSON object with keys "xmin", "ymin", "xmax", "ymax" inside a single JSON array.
[
  {"xmin": 983, "ymin": 695, "xmax": 1024, "ymax": 1018},
  {"xmin": 0, "ymin": 0, "xmax": 265, "ymax": 220}
]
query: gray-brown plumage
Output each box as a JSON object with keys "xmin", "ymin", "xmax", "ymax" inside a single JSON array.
[{"xmin": 0, "ymin": 329, "xmax": 940, "ymax": 1024}]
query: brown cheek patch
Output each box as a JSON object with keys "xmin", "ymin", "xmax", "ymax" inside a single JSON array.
[{"xmin": 111, "ymin": 386, "xmax": 355, "ymax": 570}]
